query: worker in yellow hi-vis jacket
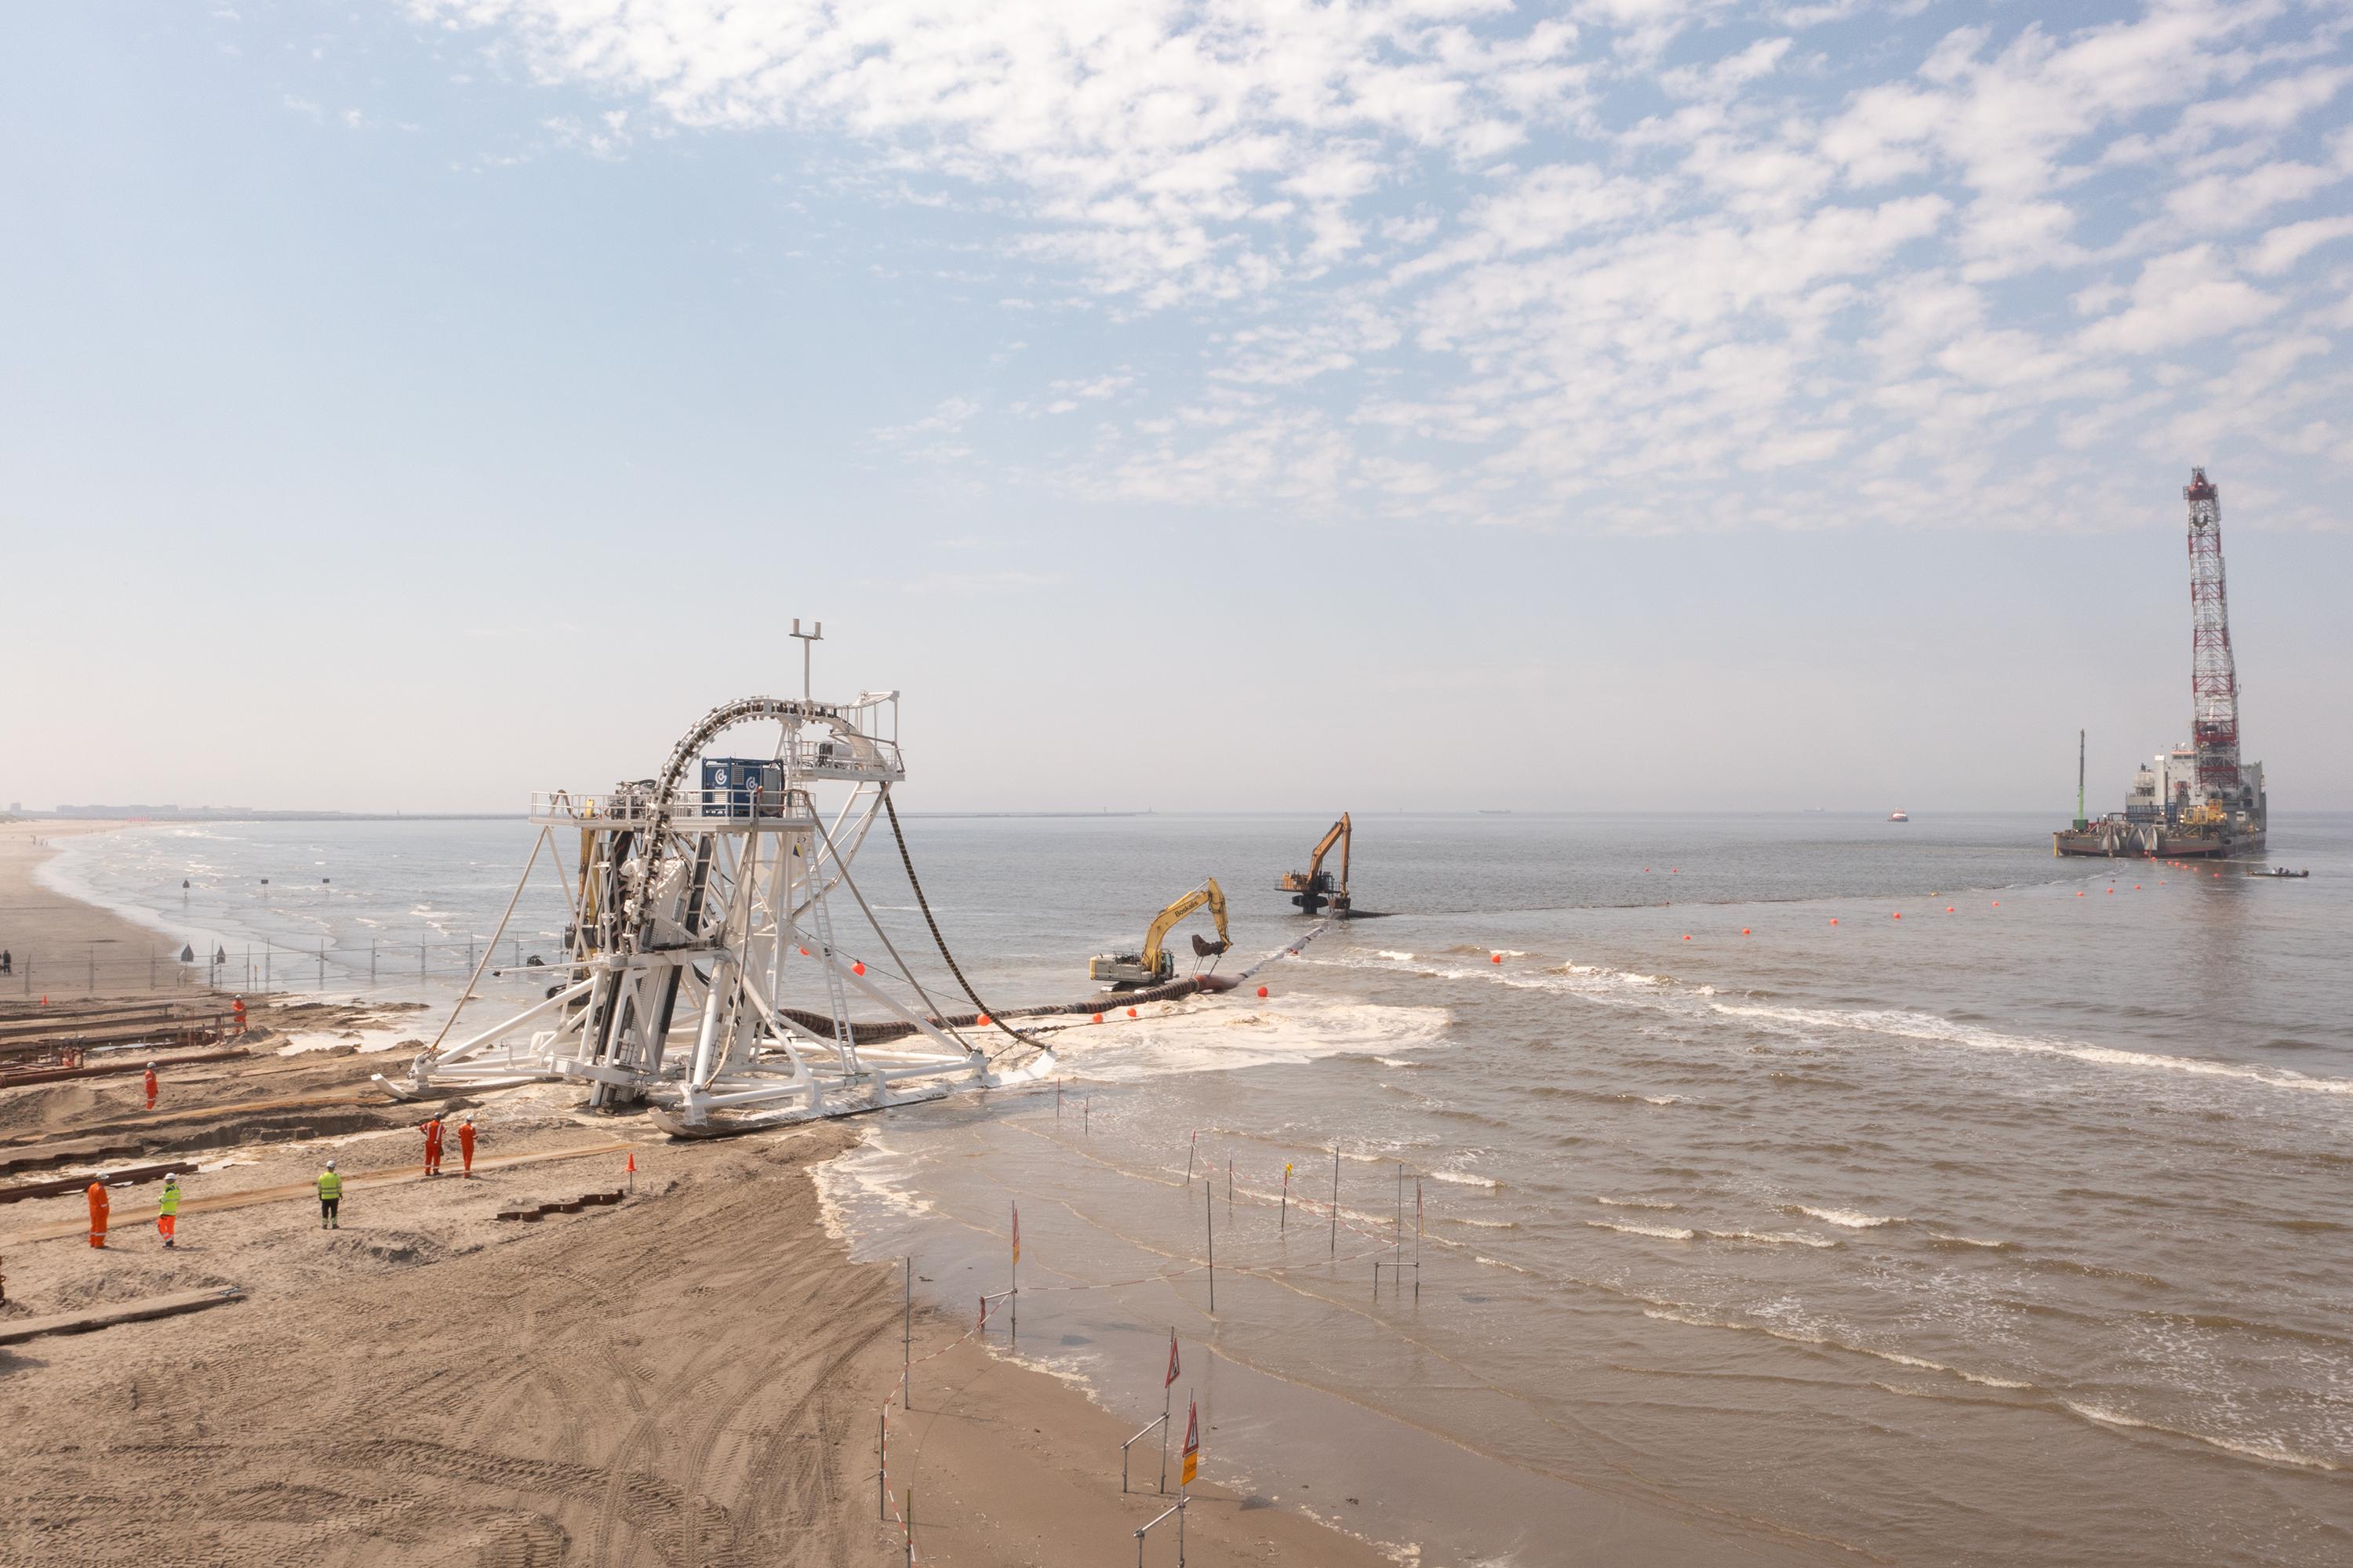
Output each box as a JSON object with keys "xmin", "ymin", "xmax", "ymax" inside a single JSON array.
[{"xmin": 317, "ymin": 1161, "xmax": 343, "ymax": 1230}]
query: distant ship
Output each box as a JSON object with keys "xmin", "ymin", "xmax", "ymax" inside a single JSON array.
[{"xmin": 1888, "ymin": 809, "xmax": 1909, "ymax": 822}]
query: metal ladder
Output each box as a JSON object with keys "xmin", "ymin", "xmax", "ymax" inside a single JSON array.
[{"xmin": 806, "ymin": 881, "xmax": 860, "ymax": 1073}]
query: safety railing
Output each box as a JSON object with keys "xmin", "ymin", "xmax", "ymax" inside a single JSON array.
[
  {"xmin": 1133, "ymin": 1497, "xmax": 1186, "ymax": 1566},
  {"xmin": 1120, "ymin": 1411, "xmax": 1169, "ymax": 1494}
]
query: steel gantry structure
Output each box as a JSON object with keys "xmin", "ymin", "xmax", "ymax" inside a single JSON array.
[{"xmin": 387, "ymin": 679, "xmax": 1053, "ymax": 1135}]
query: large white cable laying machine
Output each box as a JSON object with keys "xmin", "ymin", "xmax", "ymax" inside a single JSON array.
[{"xmin": 389, "ymin": 631, "xmax": 1052, "ymax": 1134}]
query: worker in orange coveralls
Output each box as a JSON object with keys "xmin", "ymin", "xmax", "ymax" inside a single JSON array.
[
  {"xmin": 420, "ymin": 1115, "xmax": 445, "ymax": 1177},
  {"xmin": 457, "ymin": 1115, "xmax": 478, "ymax": 1178},
  {"xmin": 86, "ymin": 1180, "xmax": 110, "ymax": 1248},
  {"xmin": 144, "ymin": 1062, "xmax": 158, "ymax": 1110}
]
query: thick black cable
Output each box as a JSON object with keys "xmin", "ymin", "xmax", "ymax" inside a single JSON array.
[
  {"xmin": 882, "ymin": 785, "xmax": 1048, "ymax": 1062},
  {"xmin": 806, "ymin": 800, "xmax": 958, "ymax": 1045}
]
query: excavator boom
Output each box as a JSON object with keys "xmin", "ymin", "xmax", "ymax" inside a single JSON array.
[
  {"xmin": 1089, "ymin": 879, "xmax": 1231, "ymax": 988},
  {"xmin": 1143, "ymin": 878, "xmax": 1228, "ymax": 971}
]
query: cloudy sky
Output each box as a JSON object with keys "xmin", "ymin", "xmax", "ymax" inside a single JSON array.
[{"xmin": 4, "ymin": 0, "xmax": 2350, "ymax": 812}]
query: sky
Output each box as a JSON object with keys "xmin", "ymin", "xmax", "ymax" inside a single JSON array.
[{"xmin": 2, "ymin": 0, "xmax": 2350, "ymax": 814}]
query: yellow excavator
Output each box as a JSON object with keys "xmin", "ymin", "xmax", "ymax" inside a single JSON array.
[
  {"xmin": 1089, "ymin": 879, "xmax": 1231, "ymax": 989},
  {"xmin": 1280, "ymin": 813, "xmax": 1351, "ymax": 915}
]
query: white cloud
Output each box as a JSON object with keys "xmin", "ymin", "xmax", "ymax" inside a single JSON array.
[
  {"xmin": 2176, "ymin": 63, "xmax": 2351, "ymax": 141},
  {"xmin": 2077, "ymin": 245, "xmax": 2281, "ymax": 355},
  {"xmin": 419, "ymin": 0, "xmax": 1585, "ymax": 302},
  {"xmin": 2245, "ymin": 216, "xmax": 2353, "ymax": 275},
  {"xmin": 420, "ymin": 0, "xmax": 2353, "ymax": 531},
  {"xmin": 2166, "ymin": 161, "xmax": 2342, "ymax": 230}
]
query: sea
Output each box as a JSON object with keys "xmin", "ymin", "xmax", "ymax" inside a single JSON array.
[{"xmin": 38, "ymin": 811, "xmax": 2353, "ymax": 1565}]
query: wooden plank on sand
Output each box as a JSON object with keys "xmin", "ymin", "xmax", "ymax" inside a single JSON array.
[
  {"xmin": 0, "ymin": 1159, "xmax": 202, "ymax": 1206},
  {"xmin": 0, "ymin": 1286, "xmax": 246, "ymax": 1347}
]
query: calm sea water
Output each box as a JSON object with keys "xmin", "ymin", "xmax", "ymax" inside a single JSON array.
[{"xmin": 47, "ymin": 812, "xmax": 2353, "ymax": 1564}]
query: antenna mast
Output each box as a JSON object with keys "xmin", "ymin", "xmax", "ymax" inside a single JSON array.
[
  {"xmin": 2184, "ymin": 469, "xmax": 2239, "ymax": 802},
  {"xmin": 791, "ymin": 618, "xmax": 825, "ymax": 703},
  {"xmin": 2075, "ymin": 729, "xmax": 2086, "ymax": 831}
]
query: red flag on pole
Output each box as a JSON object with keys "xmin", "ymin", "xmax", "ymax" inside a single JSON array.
[
  {"xmin": 1165, "ymin": 1330, "xmax": 1180, "ymax": 1389},
  {"xmin": 1012, "ymin": 1201, "xmax": 1021, "ymax": 1265},
  {"xmin": 1180, "ymin": 1397, "xmax": 1199, "ymax": 1487}
]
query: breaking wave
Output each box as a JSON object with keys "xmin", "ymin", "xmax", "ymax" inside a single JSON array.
[
  {"xmin": 2060, "ymin": 1403, "xmax": 2341, "ymax": 1472},
  {"xmin": 1703, "ymin": 1229, "xmax": 1839, "ymax": 1248},
  {"xmin": 1792, "ymin": 1206, "xmax": 1906, "ymax": 1229},
  {"xmin": 1715, "ymin": 1002, "xmax": 2353, "ymax": 1099},
  {"xmin": 1586, "ymin": 1219, "xmax": 1697, "ymax": 1241}
]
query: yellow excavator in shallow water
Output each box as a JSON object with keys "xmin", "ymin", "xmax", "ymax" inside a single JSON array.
[
  {"xmin": 1281, "ymin": 813, "xmax": 1351, "ymax": 915},
  {"xmin": 1089, "ymin": 879, "xmax": 1231, "ymax": 989}
]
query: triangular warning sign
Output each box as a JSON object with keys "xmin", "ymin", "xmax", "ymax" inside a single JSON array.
[
  {"xmin": 1165, "ymin": 1330, "xmax": 1180, "ymax": 1388},
  {"xmin": 1180, "ymin": 1396, "xmax": 1199, "ymax": 1487}
]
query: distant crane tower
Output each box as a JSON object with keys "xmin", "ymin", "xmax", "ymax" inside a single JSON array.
[
  {"xmin": 2184, "ymin": 467, "xmax": 2241, "ymax": 799},
  {"xmin": 2053, "ymin": 466, "xmax": 2266, "ymax": 860}
]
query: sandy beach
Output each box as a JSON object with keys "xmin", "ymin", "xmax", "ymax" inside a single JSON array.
[
  {"xmin": 0, "ymin": 1095, "xmax": 1387, "ymax": 1566},
  {"xmin": 0, "ymin": 852, "xmax": 1391, "ymax": 1565},
  {"xmin": 0, "ymin": 820, "xmax": 175, "ymax": 998}
]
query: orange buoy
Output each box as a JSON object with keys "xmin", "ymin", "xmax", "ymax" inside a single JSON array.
[
  {"xmin": 1682, "ymin": 934, "xmax": 1691, "ymax": 941},
  {"xmin": 2076, "ymin": 890, "xmax": 2085, "ymax": 897},
  {"xmin": 1946, "ymin": 906, "xmax": 1955, "ymax": 913},
  {"xmin": 1829, "ymin": 918, "xmax": 1838, "ymax": 926},
  {"xmin": 1892, "ymin": 912, "xmax": 1901, "ymax": 920},
  {"xmin": 1257, "ymin": 986, "xmax": 1269, "ymax": 998},
  {"xmin": 1992, "ymin": 900, "xmax": 2000, "ymax": 908},
  {"xmin": 1741, "ymin": 927, "xmax": 1751, "ymax": 936},
  {"xmin": 798, "ymin": 947, "xmax": 809, "ymax": 957},
  {"xmin": 853, "ymin": 961, "xmax": 866, "ymax": 976},
  {"xmin": 1091, "ymin": 1012, "xmax": 1104, "ymax": 1024},
  {"xmin": 1489, "ymin": 953, "xmax": 1502, "ymax": 964},
  {"xmin": 1126, "ymin": 1006, "xmax": 1139, "ymax": 1018},
  {"xmin": 977, "ymin": 1013, "xmax": 991, "ymax": 1026},
  {"xmin": 2133, "ymin": 884, "xmax": 2140, "ymax": 890}
]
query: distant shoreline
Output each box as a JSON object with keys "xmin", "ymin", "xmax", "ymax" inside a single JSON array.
[{"xmin": 23, "ymin": 813, "xmax": 526, "ymax": 824}]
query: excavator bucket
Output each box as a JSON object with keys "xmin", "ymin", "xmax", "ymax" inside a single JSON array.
[{"xmin": 1191, "ymin": 933, "xmax": 1230, "ymax": 958}]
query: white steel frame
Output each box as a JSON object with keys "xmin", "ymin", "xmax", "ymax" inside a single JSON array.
[{"xmin": 385, "ymin": 686, "xmax": 1053, "ymax": 1134}]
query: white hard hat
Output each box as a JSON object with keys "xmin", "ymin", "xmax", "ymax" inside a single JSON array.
[{"xmin": 325, "ymin": 1159, "xmax": 337, "ymax": 1170}]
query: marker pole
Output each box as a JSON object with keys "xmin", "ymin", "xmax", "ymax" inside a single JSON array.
[{"xmin": 1330, "ymin": 1146, "xmax": 1339, "ymax": 1258}]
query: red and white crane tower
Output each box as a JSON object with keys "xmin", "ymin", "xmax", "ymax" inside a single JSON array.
[{"xmin": 2184, "ymin": 467, "xmax": 2241, "ymax": 804}]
